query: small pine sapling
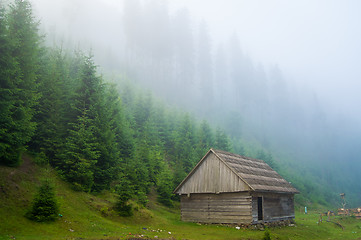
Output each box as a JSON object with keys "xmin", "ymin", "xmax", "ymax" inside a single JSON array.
[
  {"xmin": 26, "ymin": 180, "xmax": 59, "ymax": 222},
  {"xmin": 115, "ymin": 178, "xmax": 133, "ymax": 217}
]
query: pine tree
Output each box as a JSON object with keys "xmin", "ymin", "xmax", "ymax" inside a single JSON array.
[
  {"xmin": 115, "ymin": 176, "xmax": 133, "ymax": 217},
  {"xmin": 105, "ymin": 84, "xmax": 134, "ymax": 161},
  {"xmin": 196, "ymin": 120, "xmax": 214, "ymax": 158},
  {"xmin": 175, "ymin": 114, "xmax": 197, "ymax": 172},
  {"xmin": 0, "ymin": 0, "xmax": 41, "ymax": 166},
  {"xmin": 171, "ymin": 161, "xmax": 186, "ymax": 200},
  {"xmin": 59, "ymin": 113, "xmax": 99, "ymax": 191},
  {"xmin": 133, "ymin": 92, "xmax": 153, "ymax": 136},
  {"xmin": 58, "ymin": 55, "xmax": 101, "ymax": 191},
  {"xmin": 26, "ymin": 180, "xmax": 59, "ymax": 222},
  {"xmin": 30, "ymin": 48, "xmax": 70, "ymax": 161},
  {"xmin": 92, "ymin": 82, "xmax": 132, "ymax": 191},
  {"xmin": 215, "ymin": 127, "xmax": 232, "ymax": 152},
  {"xmin": 92, "ymin": 92, "xmax": 120, "ymax": 191},
  {"xmin": 0, "ymin": 3, "xmax": 18, "ymax": 165},
  {"xmin": 55, "ymin": 54, "xmax": 128, "ymax": 192},
  {"xmin": 157, "ymin": 166, "xmax": 173, "ymax": 207}
]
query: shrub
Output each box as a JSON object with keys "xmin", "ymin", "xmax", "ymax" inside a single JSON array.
[
  {"xmin": 263, "ymin": 229, "xmax": 271, "ymax": 240},
  {"xmin": 115, "ymin": 200, "xmax": 133, "ymax": 217},
  {"xmin": 136, "ymin": 191, "xmax": 149, "ymax": 207},
  {"xmin": 115, "ymin": 180, "xmax": 133, "ymax": 217}
]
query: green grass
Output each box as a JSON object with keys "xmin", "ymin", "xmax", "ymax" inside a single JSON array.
[{"xmin": 1, "ymin": 157, "xmax": 360, "ymax": 240}]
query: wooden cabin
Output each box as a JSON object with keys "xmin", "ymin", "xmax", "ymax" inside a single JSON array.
[{"xmin": 174, "ymin": 149, "xmax": 299, "ymax": 224}]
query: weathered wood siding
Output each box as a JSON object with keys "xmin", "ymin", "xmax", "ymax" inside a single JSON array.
[
  {"xmin": 176, "ymin": 153, "xmax": 250, "ymax": 194},
  {"xmin": 180, "ymin": 192, "xmax": 252, "ymax": 224},
  {"xmin": 252, "ymin": 193, "xmax": 295, "ymax": 223}
]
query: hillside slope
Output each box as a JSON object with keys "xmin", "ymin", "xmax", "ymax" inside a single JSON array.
[
  {"xmin": 0, "ymin": 155, "xmax": 165, "ymax": 239},
  {"xmin": 1, "ymin": 155, "xmax": 360, "ymax": 240}
]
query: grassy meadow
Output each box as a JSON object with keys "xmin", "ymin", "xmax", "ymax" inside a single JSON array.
[{"xmin": 0, "ymin": 157, "xmax": 360, "ymax": 240}]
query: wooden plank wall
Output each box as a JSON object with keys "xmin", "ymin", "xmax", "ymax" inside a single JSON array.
[
  {"xmin": 252, "ymin": 193, "xmax": 295, "ymax": 223},
  {"xmin": 181, "ymin": 192, "xmax": 252, "ymax": 224},
  {"xmin": 176, "ymin": 153, "xmax": 250, "ymax": 194}
]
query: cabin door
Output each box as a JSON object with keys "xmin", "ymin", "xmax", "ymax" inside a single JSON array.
[{"xmin": 257, "ymin": 197, "xmax": 263, "ymax": 221}]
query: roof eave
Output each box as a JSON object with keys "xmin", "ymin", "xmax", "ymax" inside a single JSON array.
[{"xmin": 253, "ymin": 189, "xmax": 300, "ymax": 194}]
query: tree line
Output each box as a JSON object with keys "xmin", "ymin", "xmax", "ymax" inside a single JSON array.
[{"xmin": 0, "ymin": 0, "xmax": 242, "ymax": 210}]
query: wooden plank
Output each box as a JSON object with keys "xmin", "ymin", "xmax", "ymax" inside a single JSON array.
[
  {"xmin": 208, "ymin": 198, "xmax": 251, "ymax": 202},
  {"xmin": 182, "ymin": 206, "xmax": 251, "ymax": 211},
  {"xmin": 182, "ymin": 207, "xmax": 251, "ymax": 212},
  {"xmin": 182, "ymin": 216, "xmax": 253, "ymax": 223},
  {"xmin": 262, "ymin": 195, "xmax": 295, "ymax": 221},
  {"xmin": 180, "ymin": 192, "xmax": 254, "ymax": 224},
  {"xmin": 182, "ymin": 210, "xmax": 251, "ymax": 215},
  {"xmin": 208, "ymin": 203, "xmax": 251, "ymax": 207},
  {"xmin": 181, "ymin": 210, "xmax": 252, "ymax": 216},
  {"xmin": 208, "ymin": 197, "xmax": 251, "ymax": 201},
  {"xmin": 182, "ymin": 192, "xmax": 251, "ymax": 199},
  {"xmin": 182, "ymin": 203, "xmax": 251, "ymax": 208},
  {"xmin": 252, "ymin": 192, "xmax": 295, "ymax": 198},
  {"xmin": 182, "ymin": 217, "xmax": 253, "ymax": 224},
  {"xmin": 197, "ymin": 214, "xmax": 251, "ymax": 219},
  {"xmin": 176, "ymin": 153, "xmax": 251, "ymax": 194},
  {"xmin": 209, "ymin": 195, "xmax": 251, "ymax": 199},
  {"xmin": 250, "ymin": 194, "xmax": 296, "ymax": 223},
  {"xmin": 208, "ymin": 202, "xmax": 251, "ymax": 206},
  {"xmin": 208, "ymin": 205, "xmax": 252, "ymax": 210},
  {"xmin": 182, "ymin": 210, "xmax": 252, "ymax": 216},
  {"xmin": 208, "ymin": 213, "xmax": 251, "ymax": 218},
  {"xmin": 208, "ymin": 209, "xmax": 251, "ymax": 213},
  {"xmin": 182, "ymin": 209, "xmax": 248, "ymax": 213},
  {"xmin": 182, "ymin": 198, "xmax": 251, "ymax": 203}
]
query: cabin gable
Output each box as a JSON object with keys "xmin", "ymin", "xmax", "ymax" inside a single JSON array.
[{"xmin": 175, "ymin": 152, "xmax": 251, "ymax": 194}]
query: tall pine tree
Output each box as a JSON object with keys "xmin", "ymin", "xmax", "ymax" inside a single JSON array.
[
  {"xmin": 0, "ymin": 3, "xmax": 17, "ymax": 165},
  {"xmin": 92, "ymin": 83, "xmax": 124, "ymax": 191},
  {"xmin": 58, "ymin": 55, "xmax": 101, "ymax": 191},
  {"xmin": 30, "ymin": 48, "xmax": 70, "ymax": 161},
  {"xmin": 175, "ymin": 114, "xmax": 197, "ymax": 173},
  {"xmin": 0, "ymin": 0, "xmax": 41, "ymax": 166}
]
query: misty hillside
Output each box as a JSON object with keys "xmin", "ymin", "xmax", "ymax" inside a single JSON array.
[
  {"xmin": 33, "ymin": 0, "xmax": 360, "ymax": 206},
  {"xmin": 1, "ymin": 0, "xmax": 360, "ymax": 211},
  {"xmin": 0, "ymin": 0, "xmax": 238, "ymax": 212}
]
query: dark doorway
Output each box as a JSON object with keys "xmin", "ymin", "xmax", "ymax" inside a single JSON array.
[{"xmin": 257, "ymin": 197, "xmax": 263, "ymax": 221}]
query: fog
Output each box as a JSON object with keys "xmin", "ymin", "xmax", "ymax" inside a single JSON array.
[
  {"xmin": 32, "ymin": 0, "xmax": 361, "ymax": 118},
  {"xmin": 30, "ymin": 0, "xmax": 361, "ymax": 205},
  {"xmin": 171, "ymin": 0, "xmax": 361, "ymax": 117}
]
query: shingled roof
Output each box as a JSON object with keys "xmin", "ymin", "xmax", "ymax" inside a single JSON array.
[
  {"xmin": 174, "ymin": 148, "xmax": 299, "ymax": 194},
  {"xmin": 213, "ymin": 149, "xmax": 299, "ymax": 193}
]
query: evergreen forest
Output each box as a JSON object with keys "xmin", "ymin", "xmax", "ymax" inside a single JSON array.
[
  {"xmin": 0, "ymin": 0, "xmax": 237, "ymax": 211},
  {"xmin": 0, "ymin": 0, "xmax": 360, "ymax": 219}
]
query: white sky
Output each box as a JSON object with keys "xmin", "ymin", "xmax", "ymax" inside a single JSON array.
[
  {"xmin": 31, "ymin": 0, "xmax": 361, "ymax": 118},
  {"xmin": 170, "ymin": 0, "xmax": 361, "ymax": 116}
]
